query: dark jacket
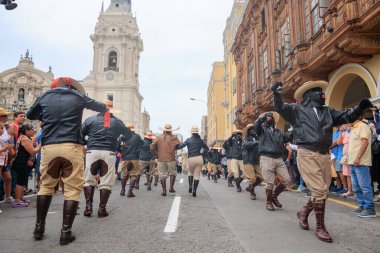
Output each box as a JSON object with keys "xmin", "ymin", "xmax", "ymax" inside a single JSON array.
[
  {"xmin": 254, "ymin": 119, "xmax": 292, "ymax": 159},
  {"xmin": 177, "ymin": 135, "xmax": 209, "ymax": 158},
  {"xmin": 242, "ymin": 136, "xmax": 260, "ymax": 165},
  {"xmin": 117, "ymin": 132, "xmax": 144, "ymax": 160},
  {"xmin": 274, "ymin": 93, "xmax": 360, "ymax": 153},
  {"xmin": 82, "ymin": 114, "xmax": 131, "ymax": 152},
  {"xmin": 227, "ymin": 135, "xmax": 243, "ymax": 160},
  {"xmin": 140, "ymin": 138, "xmax": 154, "ymax": 161},
  {"xmin": 27, "ymin": 87, "xmax": 107, "ymax": 146},
  {"xmin": 209, "ymin": 150, "xmax": 222, "ymax": 165},
  {"xmin": 222, "ymin": 140, "xmax": 231, "ymax": 159}
]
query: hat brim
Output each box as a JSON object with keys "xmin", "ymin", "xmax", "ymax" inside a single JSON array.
[
  {"xmin": 257, "ymin": 111, "xmax": 281, "ymax": 124},
  {"xmin": 190, "ymin": 130, "xmax": 199, "ymax": 134},
  {"xmin": 0, "ymin": 112, "xmax": 12, "ymax": 116},
  {"xmin": 54, "ymin": 78, "xmax": 85, "ymax": 94},
  {"xmin": 145, "ymin": 135, "xmax": 154, "ymax": 139},
  {"xmin": 243, "ymin": 124, "xmax": 255, "ymax": 137},
  {"xmin": 109, "ymin": 108, "xmax": 122, "ymax": 114},
  {"xmin": 294, "ymin": 80, "xmax": 329, "ymax": 101}
]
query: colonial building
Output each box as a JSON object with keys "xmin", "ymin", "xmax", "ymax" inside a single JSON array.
[
  {"xmin": 200, "ymin": 115, "xmax": 208, "ymax": 143},
  {"xmin": 0, "ymin": 50, "xmax": 54, "ymax": 125},
  {"xmin": 82, "ymin": 0, "xmax": 146, "ymax": 134},
  {"xmin": 231, "ymin": 0, "xmax": 380, "ymax": 130},
  {"xmin": 222, "ymin": 0, "xmax": 247, "ymax": 136},
  {"xmin": 140, "ymin": 109, "xmax": 150, "ymax": 135},
  {"xmin": 207, "ymin": 62, "xmax": 226, "ymax": 146}
]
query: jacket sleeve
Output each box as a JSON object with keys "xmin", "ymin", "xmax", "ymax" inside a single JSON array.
[
  {"xmin": 376, "ymin": 111, "xmax": 380, "ymax": 135},
  {"xmin": 26, "ymin": 96, "xmax": 42, "ymax": 120},
  {"xmin": 253, "ymin": 117, "xmax": 265, "ymax": 136},
  {"xmin": 81, "ymin": 118, "xmax": 91, "ymax": 142},
  {"xmin": 242, "ymin": 137, "xmax": 258, "ymax": 150},
  {"xmin": 177, "ymin": 139, "xmax": 189, "ymax": 150},
  {"xmin": 329, "ymin": 108, "xmax": 361, "ymax": 127},
  {"xmin": 83, "ymin": 95, "xmax": 108, "ymax": 113},
  {"xmin": 150, "ymin": 138, "xmax": 158, "ymax": 157},
  {"xmin": 119, "ymin": 121, "xmax": 132, "ymax": 142},
  {"xmin": 273, "ymin": 92, "xmax": 296, "ymax": 125},
  {"xmin": 283, "ymin": 131, "xmax": 293, "ymax": 143}
]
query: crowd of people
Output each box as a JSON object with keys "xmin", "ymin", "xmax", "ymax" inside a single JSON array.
[{"xmin": 0, "ymin": 77, "xmax": 378, "ymax": 246}]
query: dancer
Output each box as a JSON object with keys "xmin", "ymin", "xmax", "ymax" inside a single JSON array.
[
  {"xmin": 242, "ymin": 124, "xmax": 263, "ymax": 200},
  {"xmin": 82, "ymin": 100, "xmax": 131, "ymax": 218},
  {"xmin": 150, "ymin": 124, "xmax": 181, "ymax": 196},
  {"xmin": 209, "ymin": 146, "xmax": 223, "ymax": 183},
  {"xmin": 27, "ymin": 77, "xmax": 107, "ymax": 245},
  {"xmin": 253, "ymin": 112, "xmax": 292, "ymax": 210},
  {"xmin": 225, "ymin": 130, "xmax": 244, "ymax": 192},
  {"xmin": 118, "ymin": 124, "xmax": 143, "ymax": 198},
  {"xmin": 178, "ymin": 126, "xmax": 208, "ymax": 197},
  {"xmin": 272, "ymin": 80, "xmax": 372, "ymax": 243},
  {"xmin": 139, "ymin": 132, "xmax": 155, "ymax": 191}
]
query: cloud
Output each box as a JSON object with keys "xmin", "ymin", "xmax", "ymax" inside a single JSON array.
[{"xmin": 0, "ymin": 0, "xmax": 233, "ymax": 139}]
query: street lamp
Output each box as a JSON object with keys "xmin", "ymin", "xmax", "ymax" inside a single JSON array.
[
  {"xmin": 12, "ymin": 101, "xmax": 17, "ymax": 112},
  {"xmin": 190, "ymin": 98, "xmax": 207, "ymax": 103}
]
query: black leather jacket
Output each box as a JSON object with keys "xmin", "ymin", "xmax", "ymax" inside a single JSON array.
[
  {"xmin": 227, "ymin": 136, "xmax": 243, "ymax": 160},
  {"xmin": 254, "ymin": 119, "xmax": 292, "ymax": 159},
  {"xmin": 117, "ymin": 132, "xmax": 144, "ymax": 160},
  {"xmin": 178, "ymin": 135, "xmax": 209, "ymax": 158},
  {"xmin": 274, "ymin": 92, "xmax": 360, "ymax": 153},
  {"xmin": 27, "ymin": 87, "xmax": 107, "ymax": 146},
  {"xmin": 82, "ymin": 114, "xmax": 131, "ymax": 152},
  {"xmin": 242, "ymin": 136, "xmax": 260, "ymax": 165},
  {"xmin": 140, "ymin": 138, "xmax": 154, "ymax": 161},
  {"xmin": 209, "ymin": 150, "xmax": 222, "ymax": 165},
  {"xmin": 222, "ymin": 140, "xmax": 231, "ymax": 159}
]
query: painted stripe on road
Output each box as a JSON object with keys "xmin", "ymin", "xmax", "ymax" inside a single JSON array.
[
  {"xmin": 164, "ymin": 196, "xmax": 181, "ymax": 233},
  {"xmin": 180, "ymin": 178, "xmax": 184, "ymax": 184},
  {"xmin": 328, "ymin": 198, "xmax": 380, "ymax": 217}
]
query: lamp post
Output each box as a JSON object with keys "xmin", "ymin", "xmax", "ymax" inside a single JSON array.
[{"xmin": 190, "ymin": 98, "xmax": 207, "ymax": 103}]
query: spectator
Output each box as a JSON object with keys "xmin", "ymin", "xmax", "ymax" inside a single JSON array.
[
  {"xmin": 337, "ymin": 124, "xmax": 354, "ymax": 197},
  {"xmin": 331, "ymin": 126, "xmax": 347, "ymax": 194},
  {"xmin": 348, "ymin": 112, "xmax": 376, "ymax": 218},
  {"xmin": 10, "ymin": 111, "xmax": 26, "ymax": 141},
  {"xmin": 11, "ymin": 124, "xmax": 40, "ymax": 208}
]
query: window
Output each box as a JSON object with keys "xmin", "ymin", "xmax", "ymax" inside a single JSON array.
[
  {"xmin": 249, "ymin": 66, "xmax": 255, "ymax": 96},
  {"xmin": 305, "ymin": 0, "xmax": 311, "ymax": 39},
  {"xmin": 106, "ymin": 93, "xmax": 114, "ymax": 102},
  {"xmin": 305, "ymin": 0, "xmax": 326, "ymax": 38},
  {"xmin": 275, "ymin": 49, "xmax": 281, "ymax": 71},
  {"xmin": 281, "ymin": 18, "xmax": 291, "ymax": 65},
  {"xmin": 241, "ymin": 80, "xmax": 246, "ymax": 104},
  {"xmin": 250, "ymin": 33, "xmax": 255, "ymax": 49},
  {"xmin": 232, "ymin": 78, "xmax": 237, "ymax": 93},
  {"xmin": 263, "ymin": 49, "xmax": 268, "ymax": 80},
  {"xmin": 108, "ymin": 51, "xmax": 117, "ymax": 67},
  {"xmin": 261, "ymin": 9, "xmax": 266, "ymax": 32}
]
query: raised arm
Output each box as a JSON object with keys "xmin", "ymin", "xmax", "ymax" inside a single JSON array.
[
  {"xmin": 26, "ymin": 96, "xmax": 42, "ymax": 120},
  {"xmin": 84, "ymin": 95, "xmax": 108, "ymax": 113},
  {"xmin": 271, "ymin": 82, "xmax": 296, "ymax": 124}
]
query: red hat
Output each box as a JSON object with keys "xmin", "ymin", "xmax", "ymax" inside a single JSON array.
[{"xmin": 51, "ymin": 77, "xmax": 85, "ymax": 94}]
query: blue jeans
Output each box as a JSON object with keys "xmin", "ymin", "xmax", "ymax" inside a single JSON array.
[{"xmin": 350, "ymin": 165, "xmax": 375, "ymax": 211}]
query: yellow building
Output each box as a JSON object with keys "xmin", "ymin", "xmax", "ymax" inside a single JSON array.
[
  {"xmin": 221, "ymin": 0, "xmax": 246, "ymax": 136},
  {"xmin": 207, "ymin": 61, "xmax": 226, "ymax": 146}
]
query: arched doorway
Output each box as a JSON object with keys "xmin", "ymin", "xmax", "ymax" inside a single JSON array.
[{"xmin": 326, "ymin": 63, "xmax": 377, "ymax": 110}]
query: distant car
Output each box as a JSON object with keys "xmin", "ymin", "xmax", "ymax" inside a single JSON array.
[{"xmin": 1, "ymin": 0, "xmax": 17, "ymax": 10}]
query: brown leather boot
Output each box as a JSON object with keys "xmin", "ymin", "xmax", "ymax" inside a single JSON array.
[
  {"xmin": 120, "ymin": 177, "xmax": 127, "ymax": 196},
  {"xmin": 228, "ymin": 176, "xmax": 234, "ymax": 187},
  {"xmin": 134, "ymin": 175, "xmax": 140, "ymax": 190},
  {"xmin": 297, "ymin": 198, "xmax": 313, "ymax": 230},
  {"xmin": 98, "ymin": 189, "xmax": 111, "ymax": 218},
  {"xmin": 169, "ymin": 175, "xmax": 176, "ymax": 193},
  {"xmin": 272, "ymin": 183, "xmax": 286, "ymax": 208},
  {"xmin": 249, "ymin": 184, "xmax": 256, "ymax": 200},
  {"xmin": 33, "ymin": 195, "xmax": 52, "ymax": 240},
  {"xmin": 127, "ymin": 178, "xmax": 136, "ymax": 198},
  {"xmin": 235, "ymin": 177, "xmax": 242, "ymax": 192},
  {"xmin": 154, "ymin": 175, "xmax": 158, "ymax": 186},
  {"xmin": 83, "ymin": 186, "xmax": 95, "ymax": 217},
  {"xmin": 147, "ymin": 175, "xmax": 152, "ymax": 191},
  {"xmin": 60, "ymin": 200, "xmax": 79, "ymax": 246},
  {"xmin": 266, "ymin": 189, "xmax": 275, "ymax": 211},
  {"xmin": 313, "ymin": 201, "xmax": 332, "ymax": 243},
  {"xmin": 161, "ymin": 179, "xmax": 167, "ymax": 196}
]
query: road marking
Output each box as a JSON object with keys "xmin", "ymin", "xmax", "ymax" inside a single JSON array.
[
  {"xmin": 164, "ymin": 196, "xmax": 181, "ymax": 233},
  {"xmin": 48, "ymin": 211, "xmax": 57, "ymax": 215},
  {"xmin": 327, "ymin": 198, "xmax": 380, "ymax": 217},
  {"xmin": 23, "ymin": 194, "xmax": 37, "ymax": 199},
  {"xmin": 179, "ymin": 178, "xmax": 184, "ymax": 184}
]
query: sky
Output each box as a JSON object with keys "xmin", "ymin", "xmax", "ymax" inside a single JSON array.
[{"xmin": 0, "ymin": 0, "xmax": 233, "ymax": 139}]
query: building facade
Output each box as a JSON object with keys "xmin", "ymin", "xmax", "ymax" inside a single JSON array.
[
  {"xmin": 231, "ymin": 0, "xmax": 380, "ymax": 130},
  {"xmin": 222, "ymin": 0, "xmax": 247, "ymax": 136},
  {"xmin": 82, "ymin": 0, "xmax": 145, "ymax": 134},
  {"xmin": 140, "ymin": 109, "xmax": 150, "ymax": 135},
  {"xmin": 207, "ymin": 62, "xmax": 226, "ymax": 146},
  {"xmin": 200, "ymin": 115, "xmax": 208, "ymax": 142},
  {"xmin": 0, "ymin": 50, "xmax": 54, "ymax": 126}
]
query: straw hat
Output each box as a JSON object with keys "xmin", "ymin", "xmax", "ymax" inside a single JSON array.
[
  {"xmin": 257, "ymin": 111, "xmax": 281, "ymax": 124},
  {"xmin": 51, "ymin": 77, "xmax": 85, "ymax": 94},
  {"xmin": 243, "ymin": 123, "xmax": 255, "ymax": 137},
  {"xmin": 145, "ymin": 131, "xmax": 154, "ymax": 139},
  {"xmin": 127, "ymin": 124, "xmax": 136, "ymax": 132},
  {"xmin": 103, "ymin": 100, "xmax": 121, "ymax": 114},
  {"xmin": 211, "ymin": 145, "xmax": 222, "ymax": 150},
  {"xmin": 159, "ymin": 124, "xmax": 179, "ymax": 132},
  {"xmin": 190, "ymin": 126, "xmax": 199, "ymax": 134},
  {"xmin": 0, "ymin": 108, "xmax": 12, "ymax": 117},
  {"xmin": 294, "ymin": 80, "xmax": 329, "ymax": 101}
]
